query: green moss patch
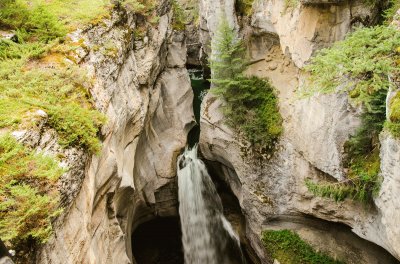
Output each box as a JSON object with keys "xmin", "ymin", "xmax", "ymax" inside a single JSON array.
[{"xmin": 262, "ymin": 230, "xmax": 344, "ymax": 264}]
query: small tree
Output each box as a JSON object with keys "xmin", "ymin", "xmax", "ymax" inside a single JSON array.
[
  {"xmin": 209, "ymin": 15, "xmax": 246, "ymax": 91},
  {"xmin": 208, "ymin": 15, "xmax": 282, "ymax": 151}
]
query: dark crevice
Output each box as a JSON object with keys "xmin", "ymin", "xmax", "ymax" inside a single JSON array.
[{"xmin": 187, "ymin": 67, "xmax": 210, "ymax": 148}]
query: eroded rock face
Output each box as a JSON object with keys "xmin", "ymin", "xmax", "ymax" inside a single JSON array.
[
  {"xmin": 251, "ymin": 0, "xmax": 378, "ymax": 68},
  {"xmin": 199, "ymin": 0, "xmax": 400, "ymax": 262},
  {"xmin": 36, "ymin": 5, "xmax": 194, "ymax": 264}
]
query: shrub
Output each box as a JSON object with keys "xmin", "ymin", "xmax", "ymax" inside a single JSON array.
[
  {"xmin": 48, "ymin": 103, "xmax": 106, "ymax": 153},
  {"xmin": 215, "ymin": 75, "xmax": 283, "ymax": 149},
  {"xmin": 0, "ymin": 60, "xmax": 106, "ymax": 153},
  {"xmin": 304, "ymin": 19, "xmax": 400, "ymax": 202},
  {"xmin": 209, "ymin": 16, "xmax": 282, "ymax": 151},
  {"xmin": 261, "ymin": 230, "xmax": 344, "ymax": 264},
  {"xmin": 171, "ymin": 0, "xmax": 186, "ymax": 30},
  {"xmin": 304, "ymin": 25, "xmax": 400, "ymax": 107},
  {"xmin": 0, "ymin": 134, "xmax": 63, "ymax": 246}
]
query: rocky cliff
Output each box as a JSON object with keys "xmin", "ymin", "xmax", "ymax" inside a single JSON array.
[
  {"xmin": 35, "ymin": 4, "xmax": 194, "ymax": 263},
  {"xmin": 199, "ymin": 0, "xmax": 400, "ymax": 263},
  {"xmin": 14, "ymin": 0, "xmax": 398, "ymax": 263}
]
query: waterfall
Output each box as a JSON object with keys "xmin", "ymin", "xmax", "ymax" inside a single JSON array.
[{"xmin": 177, "ymin": 145, "xmax": 244, "ymax": 264}]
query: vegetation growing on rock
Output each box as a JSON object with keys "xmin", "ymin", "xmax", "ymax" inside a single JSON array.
[
  {"xmin": 0, "ymin": 0, "xmax": 111, "ymax": 256},
  {"xmin": 0, "ymin": 135, "xmax": 63, "ymax": 249},
  {"xmin": 304, "ymin": 6, "xmax": 400, "ymax": 203},
  {"xmin": 209, "ymin": 16, "xmax": 282, "ymax": 152},
  {"xmin": 0, "ymin": 0, "xmax": 108, "ymax": 152},
  {"xmin": 262, "ymin": 230, "xmax": 344, "ymax": 264},
  {"xmin": 171, "ymin": 0, "xmax": 187, "ymax": 30},
  {"xmin": 235, "ymin": 0, "xmax": 255, "ymax": 16}
]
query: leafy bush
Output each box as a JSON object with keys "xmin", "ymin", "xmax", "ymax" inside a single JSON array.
[
  {"xmin": 0, "ymin": 134, "xmax": 63, "ymax": 245},
  {"xmin": 209, "ymin": 16, "xmax": 282, "ymax": 151},
  {"xmin": 262, "ymin": 230, "xmax": 344, "ymax": 264}
]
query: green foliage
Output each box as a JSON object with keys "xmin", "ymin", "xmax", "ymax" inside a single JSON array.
[
  {"xmin": 121, "ymin": 0, "xmax": 156, "ymax": 15},
  {"xmin": 0, "ymin": 134, "xmax": 63, "ymax": 245},
  {"xmin": 304, "ymin": 20, "xmax": 400, "ymax": 203},
  {"xmin": 0, "ymin": 0, "xmax": 111, "ymax": 33},
  {"xmin": 0, "ymin": 0, "xmax": 108, "ymax": 259},
  {"xmin": 306, "ymin": 90, "xmax": 385, "ymax": 203},
  {"xmin": 0, "ymin": 0, "xmax": 107, "ymax": 153},
  {"xmin": 235, "ymin": 0, "xmax": 254, "ymax": 16},
  {"xmin": 28, "ymin": 6, "xmax": 67, "ymax": 43},
  {"xmin": 171, "ymin": 0, "xmax": 186, "ymax": 31},
  {"xmin": 386, "ymin": 91, "xmax": 400, "ymax": 137},
  {"xmin": 0, "ymin": 39, "xmax": 45, "ymax": 60},
  {"xmin": 209, "ymin": 16, "xmax": 282, "ymax": 151},
  {"xmin": 48, "ymin": 103, "xmax": 106, "ymax": 153},
  {"xmin": 0, "ymin": 1, "xmax": 65, "ymax": 43},
  {"xmin": 305, "ymin": 25, "xmax": 400, "ymax": 107},
  {"xmin": 0, "ymin": 60, "xmax": 106, "ymax": 153},
  {"xmin": 262, "ymin": 230, "xmax": 344, "ymax": 264},
  {"xmin": 209, "ymin": 16, "xmax": 246, "ymax": 81},
  {"xmin": 215, "ymin": 76, "xmax": 283, "ymax": 149},
  {"xmin": 384, "ymin": 0, "xmax": 400, "ymax": 20}
]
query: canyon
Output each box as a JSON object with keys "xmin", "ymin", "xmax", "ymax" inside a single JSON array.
[{"xmin": 1, "ymin": 0, "xmax": 399, "ymax": 263}]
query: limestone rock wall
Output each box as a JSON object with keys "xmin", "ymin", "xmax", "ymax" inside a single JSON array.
[
  {"xmin": 199, "ymin": 0, "xmax": 400, "ymax": 262},
  {"xmin": 36, "ymin": 5, "xmax": 194, "ymax": 264}
]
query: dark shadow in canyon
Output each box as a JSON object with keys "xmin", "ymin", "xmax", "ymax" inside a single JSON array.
[{"xmin": 131, "ymin": 217, "xmax": 184, "ymax": 264}]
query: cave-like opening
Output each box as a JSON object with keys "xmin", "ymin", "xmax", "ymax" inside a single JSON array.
[{"xmin": 131, "ymin": 217, "xmax": 184, "ymax": 264}]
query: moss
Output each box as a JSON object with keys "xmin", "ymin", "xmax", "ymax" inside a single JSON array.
[
  {"xmin": 389, "ymin": 91, "xmax": 400, "ymax": 122},
  {"xmin": 284, "ymin": 0, "xmax": 299, "ymax": 9},
  {"xmin": 235, "ymin": 0, "xmax": 254, "ymax": 16},
  {"xmin": 120, "ymin": 0, "xmax": 156, "ymax": 16},
  {"xmin": 103, "ymin": 40, "xmax": 119, "ymax": 57},
  {"xmin": 261, "ymin": 230, "xmax": 345, "ymax": 264}
]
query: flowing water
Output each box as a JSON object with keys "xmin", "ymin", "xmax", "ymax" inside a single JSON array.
[{"xmin": 177, "ymin": 145, "xmax": 245, "ymax": 264}]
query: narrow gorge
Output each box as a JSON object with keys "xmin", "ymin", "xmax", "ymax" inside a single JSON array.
[{"xmin": 0, "ymin": 0, "xmax": 400, "ymax": 264}]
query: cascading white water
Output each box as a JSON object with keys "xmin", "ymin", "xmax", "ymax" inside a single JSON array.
[{"xmin": 177, "ymin": 145, "xmax": 244, "ymax": 264}]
